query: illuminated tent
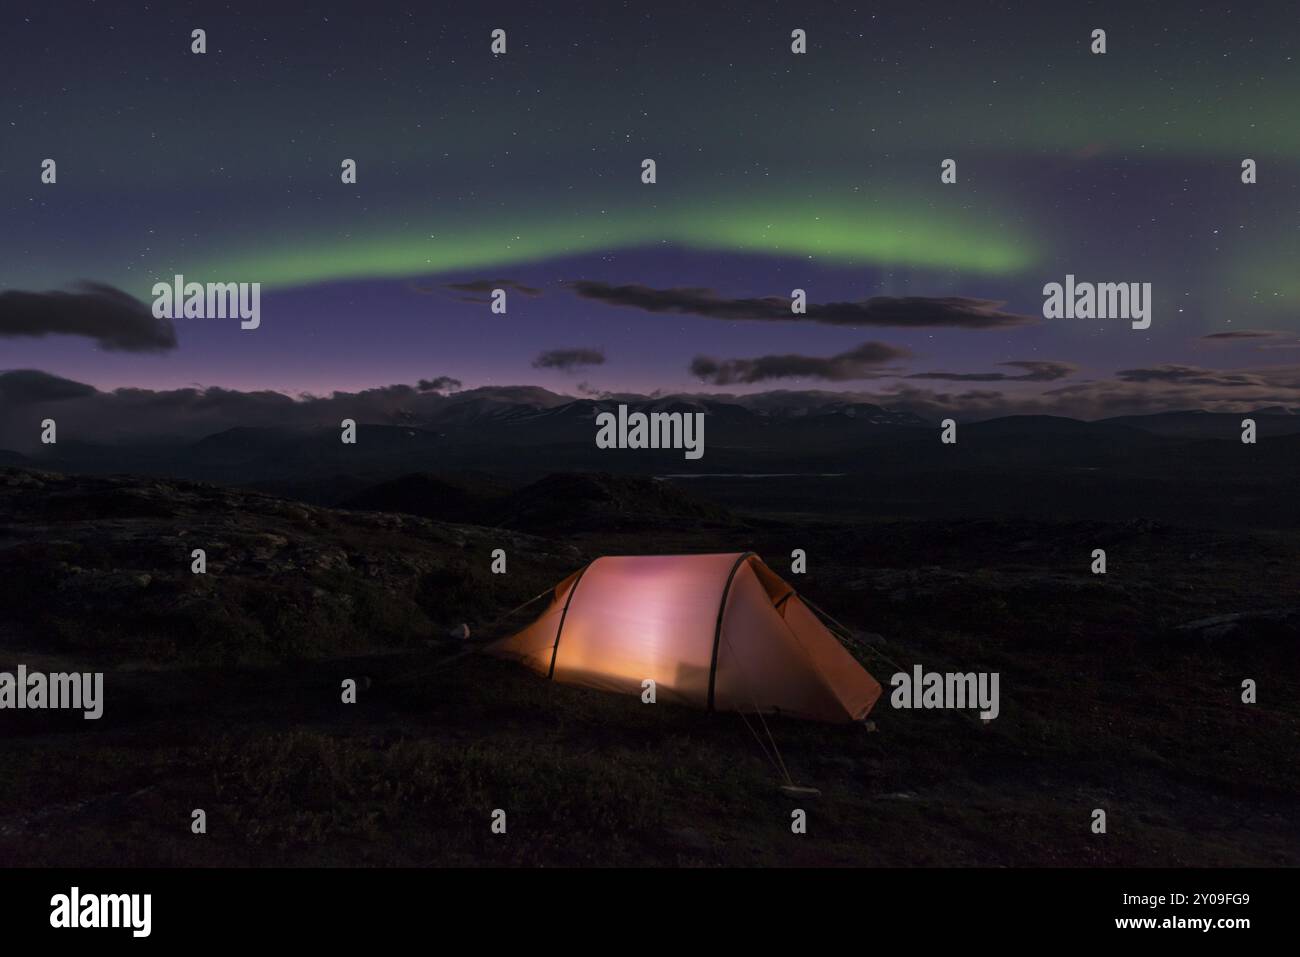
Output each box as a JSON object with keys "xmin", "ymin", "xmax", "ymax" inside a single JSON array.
[{"xmin": 490, "ymin": 552, "xmax": 882, "ymax": 722}]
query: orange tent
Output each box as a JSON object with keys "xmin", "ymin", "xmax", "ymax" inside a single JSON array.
[{"xmin": 490, "ymin": 552, "xmax": 882, "ymax": 722}]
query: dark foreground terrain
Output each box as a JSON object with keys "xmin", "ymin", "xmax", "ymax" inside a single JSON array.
[{"xmin": 1, "ymin": 464, "xmax": 1297, "ymax": 866}]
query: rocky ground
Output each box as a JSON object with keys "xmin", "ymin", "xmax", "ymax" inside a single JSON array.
[
  {"xmin": 0, "ymin": 466, "xmax": 1296, "ymax": 866},
  {"xmin": 0, "ymin": 468, "xmax": 578, "ymax": 667}
]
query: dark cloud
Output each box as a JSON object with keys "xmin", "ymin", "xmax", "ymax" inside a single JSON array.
[
  {"xmin": 570, "ymin": 281, "xmax": 1036, "ymax": 329},
  {"xmin": 1201, "ymin": 330, "xmax": 1284, "ymax": 340},
  {"xmin": 446, "ymin": 279, "xmax": 542, "ymax": 296},
  {"xmin": 0, "ymin": 282, "xmax": 177, "ymax": 352},
  {"xmin": 906, "ymin": 360, "xmax": 1078, "ymax": 382},
  {"xmin": 0, "ymin": 369, "xmax": 100, "ymax": 405},
  {"xmin": 1200, "ymin": 329, "xmax": 1300, "ymax": 351},
  {"xmin": 417, "ymin": 376, "xmax": 463, "ymax": 393},
  {"xmin": 1114, "ymin": 365, "xmax": 1272, "ymax": 387},
  {"xmin": 690, "ymin": 341, "xmax": 911, "ymax": 385},
  {"xmin": 410, "ymin": 278, "xmax": 543, "ymax": 302},
  {"xmin": 532, "ymin": 347, "xmax": 606, "ymax": 371}
]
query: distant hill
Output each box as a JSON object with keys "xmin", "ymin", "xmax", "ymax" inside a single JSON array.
[
  {"xmin": 340, "ymin": 472, "xmax": 509, "ymax": 523},
  {"xmin": 725, "ymin": 391, "xmax": 929, "ymax": 425},
  {"xmin": 494, "ymin": 472, "xmax": 737, "ymax": 533},
  {"xmin": 967, "ymin": 414, "xmax": 1148, "ymax": 437},
  {"xmin": 1102, "ymin": 409, "xmax": 1300, "ymax": 439},
  {"xmin": 338, "ymin": 470, "xmax": 737, "ymax": 534}
]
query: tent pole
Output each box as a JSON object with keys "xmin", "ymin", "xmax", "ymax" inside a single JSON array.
[
  {"xmin": 547, "ymin": 562, "xmax": 593, "ymax": 679},
  {"xmin": 707, "ymin": 551, "xmax": 754, "ymax": 712}
]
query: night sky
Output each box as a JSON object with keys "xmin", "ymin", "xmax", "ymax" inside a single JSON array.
[{"xmin": 3, "ymin": 1, "xmax": 1299, "ymax": 420}]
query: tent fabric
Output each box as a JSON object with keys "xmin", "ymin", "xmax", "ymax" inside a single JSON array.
[{"xmin": 489, "ymin": 553, "xmax": 882, "ymax": 722}]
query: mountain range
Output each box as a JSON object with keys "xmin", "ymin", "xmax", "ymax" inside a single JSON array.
[{"xmin": 4, "ymin": 390, "xmax": 1300, "ymax": 536}]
